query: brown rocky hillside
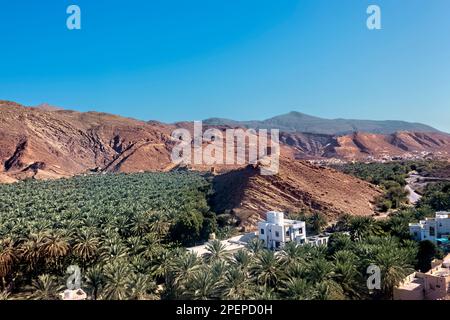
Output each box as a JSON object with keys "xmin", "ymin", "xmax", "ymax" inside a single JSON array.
[{"xmin": 211, "ymin": 157, "xmax": 382, "ymax": 227}]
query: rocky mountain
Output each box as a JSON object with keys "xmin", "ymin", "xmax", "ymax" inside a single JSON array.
[
  {"xmin": 204, "ymin": 111, "xmax": 441, "ymax": 135},
  {"xmin": 2, "ymin": 99, "xmax": 449, "ymax": 223},
  {"xmin": 281, "ymin": 131, "xmax": 450, "ymax": 160},
  {"xmin": 211, "ymin": 158, "xmax": 382, "ymax": 227},
  {"xmin": 0, "ymin": 100, "xmax": 385, "ymax": 222},
  {"xmin": 0, "ymin": 100, "xmax": 176, "ymax": 181}
]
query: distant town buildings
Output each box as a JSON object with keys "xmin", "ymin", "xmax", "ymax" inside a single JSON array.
[
  {"xmin": 409, "ymin": 212, "xmax": 450, "ymax": 246},
  {"xmin": 394, "ymin": 254, "xmax": 450, "ymax": 300}
]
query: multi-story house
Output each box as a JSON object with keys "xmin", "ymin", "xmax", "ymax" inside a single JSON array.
[
  {"xmin": 258, "ymin": 211, "xmax": 329, "ymax": 250},
  {"xmin": 409, "ymin": 212, "xmax": 450, "ymax": 245}
]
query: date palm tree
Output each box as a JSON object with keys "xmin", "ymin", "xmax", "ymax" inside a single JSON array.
[
  {"xmin": 223, "ymin": 267, "xmax": 250, "ymax": 299},
  {"xmin": 279, "ymin": 278, "xmax": 314, "ymax": 300},
  {"xmin": 246, "ymin": 238, "xmax": 265, "ymax": 255},
  {"xmin": 171, "ymin": 252, "xmax": 201, "ymax": 288},
  {"xmin": 372, "ymin": 246, "xmax": 414, "ymax": 298},
  {"xmin": 332, "ymin": 250, "xmax": 364, "ymax": 299},
  {"xmin": 128, "ymin": 273, "xmax": 155, "ymax": 300},
  {"xmin": 0, "ymin": 238, "xmax": 17, "ymax": 291},
  {"xmin": 279, "ymin": 242, "xmax": 303, "ymax": 268},
  {"xmin": 101, "ymin": 259, "xmax": 132, "ymax": 300},
  {"xmin": 182, "ymin": 268, "xmax": 222, "ymax": 300},
  {"xmin": 230, "ymin": 249, "xmax": 252, "ymax": 272},
  {"xmin": 20, "ymin": 233, "xmax": 48, "ymax": 274},
  {"xmin": 250, "ymin": 250, "xmax": 281, "ymax": 287},
  {"xmin": 84, "ymin": 265, "xmax": 105, "ymax": 300},
  {"xmin": 72, "ymin": 229, "xmax": 100, "ymax": 266},
  {"xmin": 42, "ymin": 232, "xmax": 70, "ymax": 270},
  {"xmin": 29, "ymin": 274, "xmax": 62, "ymax": 300},
  {"xmin": 203, "ymin": 240, "xmax": 230, "ymax": 263}
]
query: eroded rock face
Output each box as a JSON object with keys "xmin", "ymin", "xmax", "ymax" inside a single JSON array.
[
  {"xmin": 0, "ymin": 101, "xmax": 176, "ymax": 180},
  {"xmin": 211, "ymin": 158, "xmax": 383, "ymax": 227}
]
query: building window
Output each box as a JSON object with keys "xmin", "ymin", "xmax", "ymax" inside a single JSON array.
[
  {"xmin": 286, "ymin": 230, "xmax": 290, "ymax": 236},
  {"xmin": 275, "ymin": 231, "xmax": 280, "ymax": 238},
  {"xmin": 275, "ymin": 241, "xmax": 280, "ymax": 248},
  {"xmin": 430, "ymin": 226, "xmax": 435, "ymax": 236},
  {"xmin": 299, "ymin": 228, "xmax": 303, "ymax": 234},
  {"xmin": 260, "ymin": 229, "xmax": 264, "ymax": 235}
]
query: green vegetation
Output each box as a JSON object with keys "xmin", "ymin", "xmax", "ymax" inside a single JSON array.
[
  {"xmin": 418, "ymin": 182, "xmax": 450, "ymax": 211},
  {"xmin": 160, "ymin": 213, "xmax": 431, "ymax": 300},
  {"xmin": 334, "ymin": 162, "xmax": 415, "ymax": 211},
  {"xmin": 0, "ymin": 172, "xmax": 219, "ymax": 299},
  {"xmin": 0, "ymin": 162, "xmax": 448, "ymax": 300}
]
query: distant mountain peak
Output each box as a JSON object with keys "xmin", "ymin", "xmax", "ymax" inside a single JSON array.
[
  {"xmin": 204, "ymin": 111, "xmax": 442, "ymax": 135},
  {"xmin": 34, "ymin": 103, "xmax": 64, "ymax": 111}
]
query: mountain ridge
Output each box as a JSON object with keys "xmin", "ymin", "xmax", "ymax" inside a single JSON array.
[{"xmin": 204, "ymin": 111, "xmax": 442, "ymax": 135}]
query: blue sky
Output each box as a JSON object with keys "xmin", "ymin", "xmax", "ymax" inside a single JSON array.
[{"xmin": 0, "ymin": 1, "xmax": 449, "ymax": 131}]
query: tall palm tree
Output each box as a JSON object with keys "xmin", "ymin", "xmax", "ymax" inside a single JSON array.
[
  {"xmin": 306, "ymin": 258, "xmax": 345, "ymax": 300},
  {"xmin": 42, "ymin": 232, "xmax": 70, "ymax": 270},
  {"xmin": 279, "ymin": 278, "xmax": 314, "ymax": 300},
  {"xmin": 203, "ymin": 240, "xmax": 230, "ymax": 263},
  {"xmin": 128, "ymin": 273, "xmax": 155, "ymax": 300},
  {"xmin": 348, "ymin": 217, "xmax": 384, "ymax": 241},
  {"xmin": 0, "ymin": 238, "xmax": 17, "ymax": 291},
  {"xmin": 373, "ymin": 247, "xmax": 414, "ymax": 298},
  {"xmin": 29, "ymin": 274, "xmax": 62, "ymax": 300},
  {"xmin": 223, "ymin": 267, "xmax": 250, "ymax": 299},
  {"xmin": 101, "ymin": 259, "xmax": 132, "ymax": 300},
  {"xmin": 72, "ymin": 229, "xmax": 100, "ymax": 266},
  {"xmin": 250, "ymin": 250, "xmax": 280, "ymax": 287},
  {"xmin": 182, "ymin": 268, "xmax": 222, "ymax": 300},
  {"xmin": 246, "ymin": 238, "xmax": 264, "ymax": 255},
  {"xmin": 279, "ymin": 242, "xmax": 303, "ymax": 268},
  {"xmin": 84, "ymin": 265, "xmax": 105, "ymax": 300},
  {"xmin": 171, "ymin": 252, "xmax": 201, "ymax": 288},
  {"xmin": 332, "ymin": 250, "xmax": 363, "ymax": 299},
  {"xmin": 231, "ymin": 249, "xmax": 252, "ymax": 271},
  {"xmin": 20, "ymin": 232, "xmax": 48, "ymax": 274}
]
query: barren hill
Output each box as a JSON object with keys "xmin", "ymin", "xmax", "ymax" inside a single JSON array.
[
  {"xmin": 282, "ymin": 131, "xmax": 450, "ymax": 160},
  {"xmin": 0, "ymin": 100, "xmax": 176, "ymax": 180},
  {"xmin": 211, "ymin": 158, "xmax": 382, "ymax": 227}
]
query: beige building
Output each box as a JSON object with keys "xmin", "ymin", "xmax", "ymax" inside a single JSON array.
[{"xmin": 394, "ymin": 254, "xmax": 450, "ymax": 300}]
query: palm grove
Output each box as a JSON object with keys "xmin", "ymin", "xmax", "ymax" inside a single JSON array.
[{"xmin": 0, "ymin": 163, "xmax": 449, "ymax": 300}]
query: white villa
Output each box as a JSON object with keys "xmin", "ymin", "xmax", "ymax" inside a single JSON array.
[
  {"xmin": 409, "ymin": 212, "xmax": 450, "ymax": 244},
  {"xmin": 258, "ymin": 211, "xmax": 329, "ymax": 250},
  {"xmin": 187, "ymin": 211, "xmax": 330, "ymax": 256}
]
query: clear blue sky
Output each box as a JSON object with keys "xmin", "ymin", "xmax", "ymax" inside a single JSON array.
[{"xmin": 0, "ymin": 0, "xmax": 449, "ymax": 131}]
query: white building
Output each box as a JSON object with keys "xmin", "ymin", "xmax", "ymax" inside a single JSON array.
[
  {"xmin": 258, "ymin": 211, "xmax": 329, "ymax": 250},
  {"xmin": 409, "ymin": 212, "xmax": 450, "ymax": 244}
]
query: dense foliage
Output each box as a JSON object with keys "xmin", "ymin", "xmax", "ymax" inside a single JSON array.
[
  {"xmin": 0, "ymin": 164, "xmax": 447, "ymax": 300},
  {"xmin": 418, "ymin": 182, "xmax": 450, "ymax": 211},
  {"xmin": 0, "ymin": 172, "xmax": 218, "ymax": 299},
  {"xmin": 334, "ymin": 162, "xmax": 414, "ymax": 211},
  {"xmin": 161, "ymin": 213, "xmax": 427, "ymax": 300}
]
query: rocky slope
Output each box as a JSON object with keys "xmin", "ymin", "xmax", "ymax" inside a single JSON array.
[
  {"xmin": 0, "ymin": 100, "xmax": 176, "ymax": 180},
  {"xmin": 210, "ymin": 158, "xmax": 382, "ymax": 228},
  {"xmin": 282, "ymin": 131, "xmax": 450, "ymax": 160}
]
